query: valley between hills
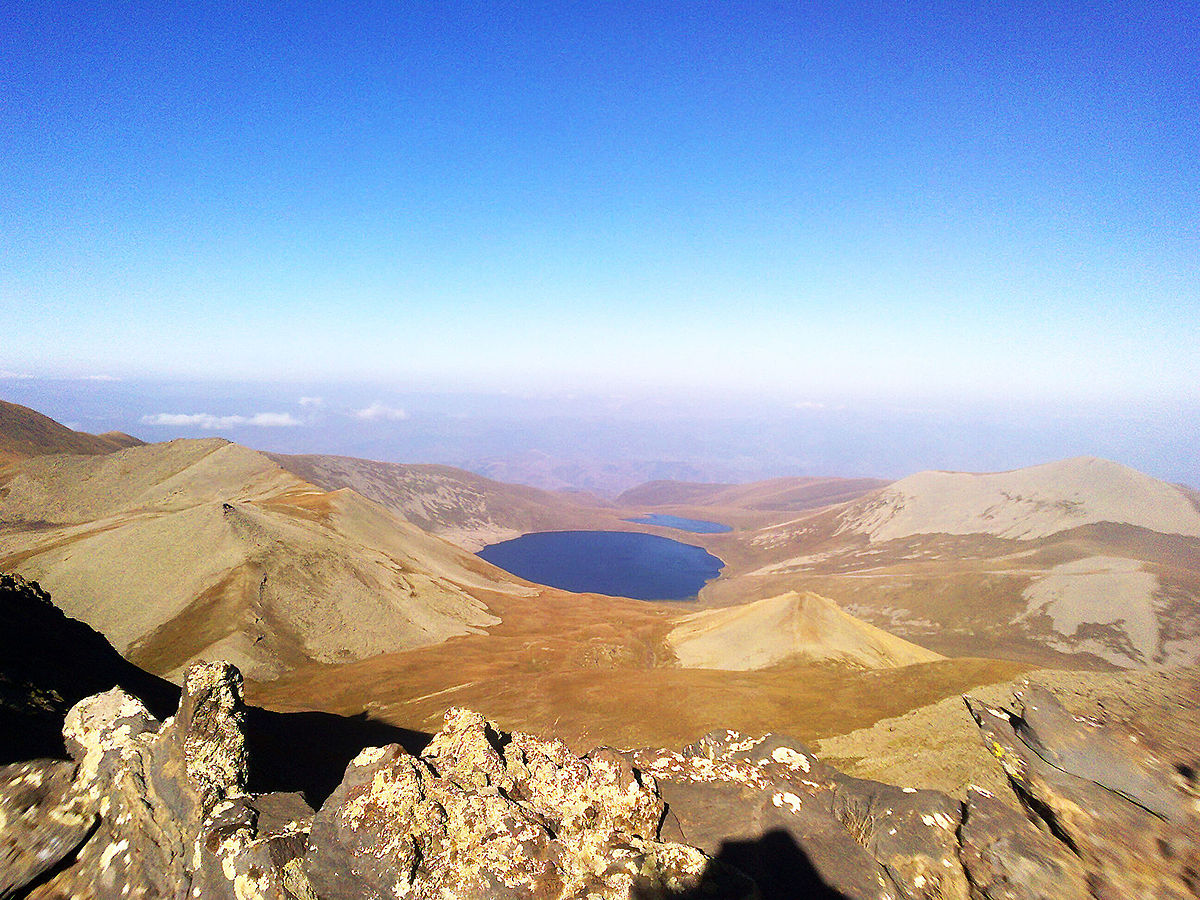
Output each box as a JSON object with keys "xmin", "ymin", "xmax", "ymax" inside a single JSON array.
[
  {"xmin": 4, "ymin": 397, "xmax": 1199, "ymax": 799},
  {"xmin": 4, "ymin": 396, "xmax": 1200, "ymax": 898}
]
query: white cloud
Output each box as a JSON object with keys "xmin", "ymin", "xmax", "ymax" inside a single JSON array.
[
  {"xmin": 298, "ymin": 396, "xmax": 324, "ymax": 407},
  {"xmin": 140, "ymin": 412, "xmax": 302, "ymax": 429},
  {"xmin": 353, "ymin": 403, "xmax": 408, "ymax": 421},
  {"xmin": 245, "ymin": 412, "xmax": 303, "ymax": 427}
]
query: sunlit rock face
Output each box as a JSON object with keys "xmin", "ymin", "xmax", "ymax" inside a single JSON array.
[
  {"xmin": 1, "ymin": 661, "xmax": 1197, "ymax": 899},
  {"xmin": 306, "ymin": 708, "xmax": 731, "ymax": 900}
]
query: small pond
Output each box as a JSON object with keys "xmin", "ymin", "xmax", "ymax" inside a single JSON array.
[
  {"xmin": 477, "ymin": 530, "xmax": 724, "ymax": 601},
  {"xmin": 625, "ymin": 513, "xmax": 732, "ymax": 534}
]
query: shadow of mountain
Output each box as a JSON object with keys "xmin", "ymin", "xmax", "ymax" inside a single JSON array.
[
  {"xmin": 243, "ymin": 707, "xmax": 430, "ymax": 805},
  {"xmin": 0, "ymin": 573, "xmax": 180, "ymax": 763},
  {"xmin": 635, "ymin": 828, "xmax": 851, "ymax": 900},
  {"xmin": 0, "ymin": 572, "xmax": 432, "ymax": 807}
]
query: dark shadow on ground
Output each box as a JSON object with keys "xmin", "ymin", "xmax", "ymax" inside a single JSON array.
[
  {"xmin": 0, "ymin": 573, "xmax": 180, "ymax": 763},
  {"xmin": 243, "ymin": 707, "xmax": 430, "ymax": 806},
  {"xmin": 0, "ymin": 573, "xmax": 432, "ymax": 807},
  {"xmin": 634, "ymin": 828, "xmax": 851, "ymax": 900}
]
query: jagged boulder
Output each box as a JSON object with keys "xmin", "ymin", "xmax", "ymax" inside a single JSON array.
[
  {"xmin": 16, "ymin": 661, "xmax": 314, "ymax": 899},
  {"xmin": 2, "ymin": 662, "xmax": 1199, "ymax": 900},
  {"xmin": 306, "ymin": 707, "xmax": 751, "ymax": 900},
  {"xmin": 188, "ymin": 793, "xmax": 316, "ymax": 900},
  {"xmin": 965, "ymin": 687, "xmax": 1200, "ymax": 900}
]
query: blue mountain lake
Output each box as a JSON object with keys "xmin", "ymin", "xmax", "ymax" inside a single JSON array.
[
  {"xmin": 477, "ymin": 530, "xmax": 724, "ymax": 601},
  {"xmin": 625, "ymin": 514, "xmax": 732, "ymax": 534}
]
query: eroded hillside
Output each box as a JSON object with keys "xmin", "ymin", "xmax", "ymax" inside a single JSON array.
[
  {"xmin": 691, "ymin": 458, "xmax": 1200, "ymax": 669},
  {"xmin": 0, "ymin": 438, "xmax": 532, "ymax": 680},
  {"xmin": 269, "ymin": 452, "xmax": 624, "ymax": 550}
]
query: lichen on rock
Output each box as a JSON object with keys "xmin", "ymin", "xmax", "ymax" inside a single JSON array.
[
  {"xmin": 2, "ymin": 662, "xmax": 1197, "ymax": 900},
  {"xmin": 306, "ymin": 706, "xmax": 728, "ymax": 900}
]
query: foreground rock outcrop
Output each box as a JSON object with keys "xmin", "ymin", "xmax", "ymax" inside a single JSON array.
[
  {"xmin": 0, "ymin": 663, "xmax": 739, "ymax": 899},
  {"xmin": 303, "ymin": 707, "xmax": 751, "ymax": 899},
  {"xmin": 1, "ymin": 661, "xmax": 1196, "ymax": 899},
  {"xmin": 966, "ymin": 685, "xmax": 1199, "ymax": 899}
]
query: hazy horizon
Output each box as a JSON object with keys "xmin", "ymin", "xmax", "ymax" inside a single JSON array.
[
  {"xmin": 3, "ymin": 5, "xmax": 1196, "ymax": 482},
  {"xmin": 4, "ymin": 375, "xmax": 1196, "ymax": 494}
]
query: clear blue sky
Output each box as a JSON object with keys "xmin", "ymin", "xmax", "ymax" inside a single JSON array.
[{"xmin": 3, "ymin": 2, "xmax": 1197, "ymax": 402}]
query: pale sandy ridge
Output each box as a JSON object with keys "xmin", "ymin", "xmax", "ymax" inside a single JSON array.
[
  {"xmin": 667, "ymin": 590, "xmax": 944, "ymax": 671},
  {"xmin": 844, "ymin": 456, "xmax": 1200, "ymax": 542}
]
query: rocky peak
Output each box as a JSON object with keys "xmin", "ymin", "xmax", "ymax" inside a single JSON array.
[
  {"xmin": 305, "ymin": 706, "xmax": 726, "ymax": 899},
  {"xmin": 2, "ymin": 661, "xmax": 1197, "ymax": 899}
]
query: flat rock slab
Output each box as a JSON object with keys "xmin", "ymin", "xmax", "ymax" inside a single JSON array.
[
  {"xmin": 966, "ymin": 691, "xmax": 1200, "ymax": 900},
  {"xmin": 0, "ymin": 759, "xmax": 94, "ymax": 897}
]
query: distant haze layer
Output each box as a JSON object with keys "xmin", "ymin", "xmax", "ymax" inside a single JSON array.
[{"xmin": 1, "ymin": 379, "xmax": 1195, "ymax": 494}]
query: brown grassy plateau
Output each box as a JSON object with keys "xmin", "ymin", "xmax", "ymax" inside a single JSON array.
[
  {"xmin": 247, "ymin": 583, "xmax": 1027, "ymax": 753},
  {"xmin": 4, "ymin": 401, "xmax": 1198, "ymax": 795}
]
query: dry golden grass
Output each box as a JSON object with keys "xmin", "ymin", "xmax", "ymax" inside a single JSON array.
[
  {"xmin": 0, "ymin": 521, "xmax": 127, "ymax": 570},
  {"xmin": 258, "ymin": 486, "xmax": 337, "ymax": 523},
  {"xmin": 127, "ymin": 564, "xmax": 259, "ymax": 674},
  {"xmin": 247, "ymin": 584, "xmax": 1029, "ymax": 752}
]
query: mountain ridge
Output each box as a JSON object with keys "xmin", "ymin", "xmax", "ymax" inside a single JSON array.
[
  {"xmin": 839, "ymin": 455, "xmax": 1200, "ymax": 542},
  {"xmin": 0, "ymin": 398, "xmax": 143, "ymax": 464},
  {"xmin": 3, "ymin": 400, "xmax": 1196, "ymax": 755},
  {"xmin": 618, "ymin": 475, "xmax": 890, "ymax": 510},
  {"xmin": 0, "ymin": 437, "xmax": 531, "ymax": 680}
]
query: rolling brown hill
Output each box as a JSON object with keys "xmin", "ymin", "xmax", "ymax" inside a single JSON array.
[
  {"xmin": 247, "ymin": 592, "xmax": 1026, "ymax": 754},
  {"xmin": 0, "ymin": 398, "xmax": 142, "ymax": 465},
  {"xmin": 0, "ymin": 438, "xmax": 533, "ymax": 680},
  {"xmin": 268, "ymin": 452, "xmax": 624, "ymax": 550}
]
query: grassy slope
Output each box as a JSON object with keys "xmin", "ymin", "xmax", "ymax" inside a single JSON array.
[{"xmin": 0, "ymin": 398, "xmax": 142, "ymax": 461}]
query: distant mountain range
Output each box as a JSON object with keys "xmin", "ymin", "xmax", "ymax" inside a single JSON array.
[
  {"xmin": 0, "ymin": 401, "xmax": 531, "ymax": 680},
  {"xmin": 3, "ymin": 395, "xmax": 1197, "ymax": 753}
]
